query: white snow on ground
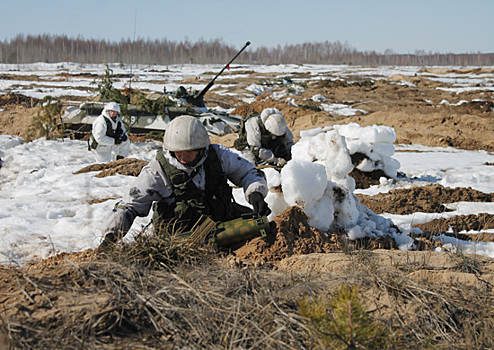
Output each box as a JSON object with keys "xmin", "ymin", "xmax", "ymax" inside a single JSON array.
[{"xmin": 2, "ymin": 62, "xmax": 493, "ymax": 99}]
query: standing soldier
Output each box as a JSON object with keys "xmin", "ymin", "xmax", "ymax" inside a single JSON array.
[
  {"xmin": 89, "ymin": 101, "xmax": 130, "ymax": 163},
  {"xmin": 98, "ymin": 115, "xmax": 270, "ymax": 249}
]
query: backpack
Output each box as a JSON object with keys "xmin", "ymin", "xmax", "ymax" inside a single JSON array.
[{"xmin": 233, "ymin": 112, "xmax": 259, "ymax": 151}]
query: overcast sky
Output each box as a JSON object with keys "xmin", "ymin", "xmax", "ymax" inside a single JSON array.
[{"xmin": 1, "ymin": 0, "xmax": 492, "ymax": 54}]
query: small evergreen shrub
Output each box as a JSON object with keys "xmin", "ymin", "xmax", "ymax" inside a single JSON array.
[
  {"xmin": 28, "ymin": 96, "xmax": 64, "ymax": 140},
  {"xmin": 298, "ymin": 283, "xmax": 392, "ymax": 349}
]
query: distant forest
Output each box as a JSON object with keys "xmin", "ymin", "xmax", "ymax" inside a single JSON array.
[{"xmin": 1, "ymin": 34, "xmax": 493, "ymax": 66}]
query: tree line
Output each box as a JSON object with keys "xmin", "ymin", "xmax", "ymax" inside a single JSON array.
[{"xmin": 1, "ymin": 34, "xmax": 492, "ymax": 66}]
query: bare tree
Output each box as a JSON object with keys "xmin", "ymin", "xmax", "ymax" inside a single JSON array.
[{"xmin": 0, "ymin": 34, "xmax": 492, "ymax": 66}]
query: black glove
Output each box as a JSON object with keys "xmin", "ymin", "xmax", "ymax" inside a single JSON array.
[
  {"xmin": 120, "ymin": 134, "xmax": 128, "ymax": 142},
  {"xmin": 115, "ymin": 136, "xmax": 122, "ymax": 145},
  {"xmin": 249, "ymin": 192, "xmax": 271, "ymax": 217}
]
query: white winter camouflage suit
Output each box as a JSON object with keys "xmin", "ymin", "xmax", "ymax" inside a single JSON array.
[
  {"xmin": 101, "ymin": 144, "xmax": 268, "ymax": 242},
  {"xmin": 242, "ymin": 108, "xmax": 294, "ymax": 165},
  {"xmin": 91, "ymin": 109, "xmax": 130, "ymax": 163}
]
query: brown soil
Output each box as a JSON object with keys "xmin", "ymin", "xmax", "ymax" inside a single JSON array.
[
  {"xmin": 0, "ymin": 93, "xmax": 39, "ymax": 108},
  {"xmin": 0, "ymin": 106, "xmax": 40, "ymax": 139},
  {"xmin": 414, "ymin": 212, "xmax": 494, "ymax": 234},
  {"xmin": 233, "ymin": 206, "xmax": 397, "ymax": 262},
  {"xmin": 73, "ymin": 158, "xmax": 148, "ymax": 177},
  {"xmin": 357, "ymin": 184, "xmax": 494, "ymax": 215},
  {"xmin": 350, "ymin": 168, "xmax": 389, "ymax": 189},
  {"xmin": 467, "ymin": 232, "xmax": 494, "ymax": 242}
]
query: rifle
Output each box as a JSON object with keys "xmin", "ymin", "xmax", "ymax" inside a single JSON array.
[
  {"xmin": 255, "ymin": 164, "xmax": 283, "ymax": 171},
  {"xmin": 189, "ymin": 41, "xmax": 251, "ymax": 107}
]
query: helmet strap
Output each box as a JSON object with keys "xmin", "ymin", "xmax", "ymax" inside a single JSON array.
[{"xmin": 171, "ymin": 148, "xmax": 206, "ymax": 168}]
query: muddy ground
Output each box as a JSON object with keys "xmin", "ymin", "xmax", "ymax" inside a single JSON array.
[{"xmin": 1, "ymin": 67, "xmax": 493, "ymax": 348}]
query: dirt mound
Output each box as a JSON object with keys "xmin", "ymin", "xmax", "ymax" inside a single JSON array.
[
  {"xmin": 467, "ymin": 232, "xmax": 494, "ymax": 242},
  {"xmin": 358, "ymin": 184, "xmax": 494, "ymax": 246},
  {"xmin": 0, "ymin": 105, "xmax": 39, "ymax": 139},
  {"xmin": 350, "ymin": 168, "xmax": 389, "ymax": 189},
  {"xmin": 233, "ymin": 206, "xmax": 397, "ymax": 262},
  {"xmin": 346, "ymin": 111, "xmax": 494, "ymax": 152},
  {"xmin": 74, "ymin": 158, "xmax": 148, "ymax": 178},
  {"xmin": 233, "ymin": 206, "xmax": 339, "ymax": 261},
  {"xmin": 414, "ymin": 213, "xmax": 494, "ymax": 233},
  {"xmin": 357, "ymin": 184, "xmax": 494, "ymax": 215},
  {"xmin": 0, "ymin": 93, "xmax": 39, "ymax": 108},
  {"xmin": 442, "ymin": 100, "xmax": 494, "ymax": 114}
]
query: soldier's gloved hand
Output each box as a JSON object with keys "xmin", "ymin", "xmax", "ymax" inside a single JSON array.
[
  {"xmin": 120, "ymin": 134, "xmax": 128, "ymax": 142},
  {"xmin": 275, "ymin": 157, "xmax": 287, "ymax": 167},
  {"xmin": 249, "ymin": 192, "xmax": 271, "ymax": 217},
  {"xmin": 115, "ymin": 136, "xmax": 122, "ymax": 145}
]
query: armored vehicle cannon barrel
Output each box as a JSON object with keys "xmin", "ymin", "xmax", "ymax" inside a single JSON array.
[{"xmin": 188, "ymin": 41, "xmax": 251, "ymax": 107}]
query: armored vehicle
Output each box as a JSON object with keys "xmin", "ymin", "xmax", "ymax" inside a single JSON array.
[
  {"xmin": 61, "ymin": 42, "xmax": 251, "ymax": 137},
  {"xmin": 61, "ymin": 98, "xmax": 242, "ymax": 137}
]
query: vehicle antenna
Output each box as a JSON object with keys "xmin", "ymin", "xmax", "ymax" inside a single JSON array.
[
  {"xmin": 128, "ymin": 8, "xmax": 137, "ymax": 99},
  {"xmin": 192, "ymin": 41, "xmax": 251, "ymax": 106}
]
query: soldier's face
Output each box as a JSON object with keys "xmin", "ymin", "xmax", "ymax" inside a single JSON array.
[
  {"xmin": 175, "ymin": 150, "xmax": 199, "ymax": 165},
  {"xmin": 108, "ymin": 110, "xmax": 118, "ymax": 118}
]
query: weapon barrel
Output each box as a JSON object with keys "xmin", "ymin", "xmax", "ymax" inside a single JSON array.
[{"xmin": 196, "ymin": 41, "xmax": 251, "ymax": 100}]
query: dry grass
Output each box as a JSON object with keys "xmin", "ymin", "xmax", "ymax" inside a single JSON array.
[
  {"xmin": 1, "ymin": 236, "xmax": 493, "ymax": 349},
  {"xmin": 2, "ymin": 259, "xmax": 312, "ymax": 349}
]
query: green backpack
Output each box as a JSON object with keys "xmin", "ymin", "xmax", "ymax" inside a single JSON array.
[{"xmin": 233, "ymin": 112, "xmax": 259, "ymax": 151}]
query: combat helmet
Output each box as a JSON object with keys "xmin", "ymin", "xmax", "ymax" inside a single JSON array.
[
  {"xmin": 104, "ymin": 101, "xmax": 121, "ymax": 114},
  {"xmin": 264, "ymin": 113, "xmax": 287, "ymax": 136},
  {"xmin": 163, "ymin": 115, "xmax": 210, "ymax": 151}
]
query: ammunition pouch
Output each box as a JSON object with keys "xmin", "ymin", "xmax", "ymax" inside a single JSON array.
[
  {"xmin": 209, "ymin": 214, "xmax": 270, "ymax": 247},
  {"xmin": 175, "ymin": 213, "xmax": 271, "ymax": 248},
  {"xmin": 88, "ymin": 135, "xmax": 98, "ymax": 151},
  {"xmin": 233, "ymin": 137, "xmax": 248, "ymax": 151}
]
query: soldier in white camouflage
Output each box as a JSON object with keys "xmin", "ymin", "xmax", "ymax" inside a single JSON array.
[
  {"xmin": 89, "ymin": 102, "xmax": 130, "ymax": 163},
  {"xmin": 98, "ymin": 115, "xmax": 270, "ymax": 249},
  {"xmin": 235, "ymin": 108, "xmax": 294, "ymax": 167}
]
